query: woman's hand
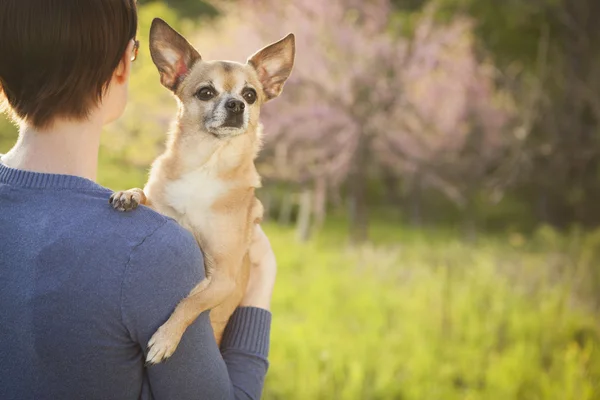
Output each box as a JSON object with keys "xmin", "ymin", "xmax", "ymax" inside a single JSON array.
[{"xmin": 240, "ymin": 224, "xmax": 277, "ymax": 311}]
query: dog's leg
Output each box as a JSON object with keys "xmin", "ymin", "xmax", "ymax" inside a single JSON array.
[
  {"xmin": 146, "ymin": 249, "xmax": 245, "ymax": 364},
  {"xmin": 146, "ymin": 204, "xmax": 254, "ymax": 364},
  {"xmin": 209, "ymin": 253, "xmax": 251, "ymax": 345},
  {"xmin": 209, "ymin": 198, "xmax": 264, "ymax": 344},
  {"xmin": 109, "ymin": 188, "xmax": 149, "ymax": 211}
]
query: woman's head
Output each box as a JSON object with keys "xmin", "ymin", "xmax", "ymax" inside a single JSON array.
[{"xmin": 0, "ymin": 0, "xmax": 138, "ymax": 129}]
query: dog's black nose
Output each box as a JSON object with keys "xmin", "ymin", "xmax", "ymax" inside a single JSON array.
[{"xmin": 225, "ymin": 99, "xmax": 245, "ymax": 115}]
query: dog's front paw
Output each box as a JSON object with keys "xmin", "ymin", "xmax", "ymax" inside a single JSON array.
[
  {"xmin": 146, "ymin": 322, "xmax": 185, "ymax": 365},
  {"xmin": 109, "ymin": 189, "xmax": 144, "ymax": 212}
]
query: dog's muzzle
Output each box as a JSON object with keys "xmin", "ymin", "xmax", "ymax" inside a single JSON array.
[{"xmin": 222, "ymin": 99, "xmax": 245, "ymax": 128}]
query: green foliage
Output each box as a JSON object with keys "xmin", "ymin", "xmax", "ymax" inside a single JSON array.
[
  {"xmin": 391, "ymin": 0, "xmax": 429, "ymax": 11},
  {"xmin": 432, "ymin": 0, "xmax": 564, "ymax": 70},
  {"xmin": 263, "ymin": 221, "xmax": 600, "ymax": 399},
  {"xmin": 0, "ymin": 116, "xmax": 17, "ymax": 153}
]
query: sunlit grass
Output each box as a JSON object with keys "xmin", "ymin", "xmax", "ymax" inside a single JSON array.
[{"xmin": 264, "ymin": 223, "xmax": 600, "ymax": 400}]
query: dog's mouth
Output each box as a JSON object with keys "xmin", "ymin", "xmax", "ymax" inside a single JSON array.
[
  {"xmin": 221, "ymin": 114, "xmax": 244, "ymax": 129},
  {"xmin": 205, "ymin": 114, "xmax": 248, "ymax": 138},
  {"xmin": 206, "ymin": 125, "xmax": 247, "ymax": 138},
  {"xmin": 204, "ymin": 101, "xmax": 249, "ymax": 138}
]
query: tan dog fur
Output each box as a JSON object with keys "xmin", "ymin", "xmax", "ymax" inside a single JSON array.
[{"xmin": 110, "ymin": 18, "xmax": 295, "ymax": 364}]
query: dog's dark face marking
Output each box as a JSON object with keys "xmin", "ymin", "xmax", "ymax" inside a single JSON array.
[{"xmin": 149, "ymin": 18, "xmax": 295, "ymax": 138}]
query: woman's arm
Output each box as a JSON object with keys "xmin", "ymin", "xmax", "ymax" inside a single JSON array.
[
  {"xmin": 120, "ymin": 220, "xmax": 276, "ymax": 400},
  {"xmin": 221, "ymin": 224, "xmax": 277, "ymax": 399}
]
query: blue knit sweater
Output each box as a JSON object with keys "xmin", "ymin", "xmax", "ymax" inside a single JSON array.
[{"xmin": 0, "ymin": 161, "xmax": 271, "ymax": 400}]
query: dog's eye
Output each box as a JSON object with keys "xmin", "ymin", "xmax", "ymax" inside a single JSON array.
[
  {"xmin": 243, "ymin": 88, "xmax": 257, "ymax": 105},
  {"xmin": 196, "ymin": 87, "xmax": 216, "ymax": 101}
]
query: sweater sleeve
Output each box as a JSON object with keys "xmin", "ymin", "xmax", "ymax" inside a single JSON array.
[
  {"xmin": 120, "ymin": 219, "xmax": 271, "ymax": 400},
  {"xmin": 221, "ymin": 307, "xmax": 272, "ymax": 399}
]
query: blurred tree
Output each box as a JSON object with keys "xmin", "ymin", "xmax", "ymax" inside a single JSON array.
[
  {"xmin": 390, "ymin": 0, "xmax": 428, "ymax": 12},
  {"xmin": 192, "ymin": 0, "xmax": 511, "ymax": 241},
  {"xmin": 433, "ymin": 0, "xmax": 600, "ymax": 228}
]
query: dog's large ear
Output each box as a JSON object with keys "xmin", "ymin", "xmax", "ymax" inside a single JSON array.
[
  {"xmin": 247, "ymin": 34, "xmax": 295, "ymax": 101},
  {"xmin": 149, "ymin": 18, "xmax": 201, "ymax": 92}
]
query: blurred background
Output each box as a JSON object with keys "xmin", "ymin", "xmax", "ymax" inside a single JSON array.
[{"xmin": 2, "ymin": 0, "xmax": 600, "ymax": 398}]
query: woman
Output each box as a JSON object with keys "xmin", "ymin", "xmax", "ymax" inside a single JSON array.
[{"xmin": 0, "ymin": 1, "xmax": 276, "ymax": 399}]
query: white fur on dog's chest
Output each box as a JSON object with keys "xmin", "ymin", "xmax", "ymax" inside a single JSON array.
[{"xmin": 165, "ymin": 171, "xmax": 231, "ymax": 225}]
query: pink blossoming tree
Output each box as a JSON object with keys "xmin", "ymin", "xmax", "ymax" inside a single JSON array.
[{"xmin": 195, "ymin": 0, "xmax": 512, "ymax": 241}]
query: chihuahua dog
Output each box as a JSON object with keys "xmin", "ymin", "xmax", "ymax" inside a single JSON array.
[{"xmin": 110, "ymin": 18, "xmax": 295, "ymax": 364}]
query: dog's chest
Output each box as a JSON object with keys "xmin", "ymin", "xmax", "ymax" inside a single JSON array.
[{"xmin": 164, "ymin": 171, "xmax": 230, "ymax": 226}]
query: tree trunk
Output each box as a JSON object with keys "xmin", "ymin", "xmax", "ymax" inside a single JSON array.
[
  {"xmin": 408, "ymin": 176, "xmax": 423, "ymax": 227},
  {"xmin": 260, "ymin": 193, "xmax": 272, "ymax": 222},
  {"xmin": 313, "ymin": 177, "xmax": 327, "ymax": 230},
  {"xmin": 349, "ymin": 139, "xmax": 369, "ymax": 243},
  {"xmin": 382, "ymin": 168, "xmax": 401, "ymax": 205},
  {"xmin": 536, "ymin": 191, "xmax": 548, "ymax": 225},
  {"xmin": 278, "ymin": 192, "xmax": 294, "ymax": 226},
  {"xmin": 296, "ymin": 189, "xmax": 313, "ymax": 242},
  {"xmin": 462, "ymin": 193, "xmax": 478, "ymax": 243}
]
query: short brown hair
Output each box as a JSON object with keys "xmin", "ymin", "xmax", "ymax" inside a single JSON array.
[{"xmin": 0, "ymin": 0, "xmax": 138, "ymax": 128}]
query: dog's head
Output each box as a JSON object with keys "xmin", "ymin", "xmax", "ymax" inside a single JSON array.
[{"xmin": 149, "ymin": 18, "xmax": 295, "ymax": 138}]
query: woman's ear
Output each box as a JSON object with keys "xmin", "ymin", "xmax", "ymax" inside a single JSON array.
[{"xmin": 113, "ymin": 39, "xmax": 135, "ymax": 85}]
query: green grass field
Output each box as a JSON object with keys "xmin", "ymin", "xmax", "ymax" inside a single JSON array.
[{"xmin": 263, "ymin": 221, "xmax": 600, "ymax": 400}]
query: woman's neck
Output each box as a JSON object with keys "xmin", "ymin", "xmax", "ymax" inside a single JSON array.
[{"xmin": 1, "ymin": 116, "xmax": 103, "ymax": 181}]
